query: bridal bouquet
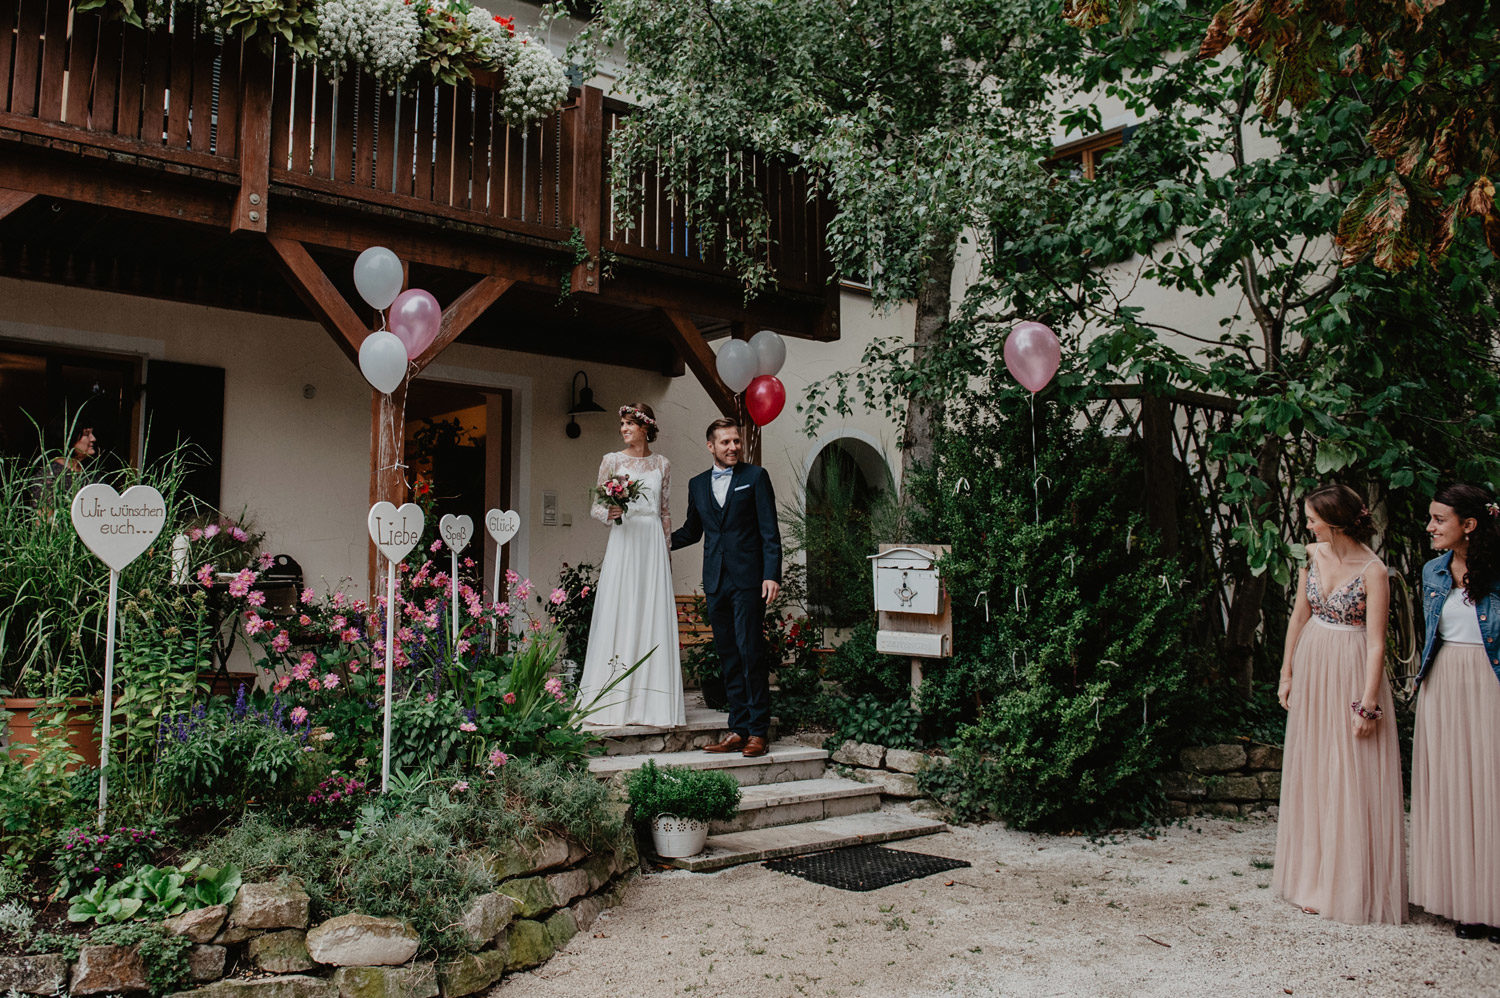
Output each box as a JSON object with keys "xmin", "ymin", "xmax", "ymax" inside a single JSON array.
[{"xmin": 595, "ymin": 474, "xmax": 642, "ymax": 525}]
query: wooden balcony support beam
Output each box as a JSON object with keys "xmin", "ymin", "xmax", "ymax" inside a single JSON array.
[
  {"xmin": 266, "ymin": 235, "xmax": 368, "ymax": 363},
  {"xmin": 414, "ymin": 275, "xmax": 515, "ymax": 370},
  {"xmin": 0, "ymin": 188, "xmax": 34, "ymax": 221},
  {"xmin": 562, "ymin": 86, "xmax": 603, "ymax": 295},
  {"xmin": 231, "ymin": 44, "xmax": 273, "ymax": 234},
  {"xmin": 660, "ymin": 308, "xmax": 738, "ymax": 418}
]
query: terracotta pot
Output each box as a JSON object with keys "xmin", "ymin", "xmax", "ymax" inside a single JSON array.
[{"xmin": 1, "ymin": 697, "xmax": 102, "ymax": 770}]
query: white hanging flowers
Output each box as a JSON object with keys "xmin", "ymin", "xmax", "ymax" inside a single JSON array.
[
  {"xmin": 315, "ymin": 0, "xmax": 421, "ymax": 83},
  {"xmin": 467, "ymin": 8, "xmax": 571, "ymax": 125}
]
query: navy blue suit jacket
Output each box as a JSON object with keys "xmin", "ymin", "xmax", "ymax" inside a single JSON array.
[{"xmin": 670, "ymin": 463, "xmax": 782, "ymax": 595}]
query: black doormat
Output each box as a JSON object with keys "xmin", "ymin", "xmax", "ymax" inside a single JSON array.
[{"xmin": 763, "ymin": 844, "xmax": 970, "ymax": 891}]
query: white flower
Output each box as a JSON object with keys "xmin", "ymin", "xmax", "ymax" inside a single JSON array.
[
  {"xmin": 498, "ymin": 34, "xmax": 569, "ymax": 126},
  {"xmin": 315, "ymin": 0, "xmax": 421, "ymax": 84}
]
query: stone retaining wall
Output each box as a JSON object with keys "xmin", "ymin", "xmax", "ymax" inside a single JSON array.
[
  {"xmin": 1163, "ymin": 742, "xmax": 1284, "ymax": 817},
  {"xmin": 0, "ymin": 832, "xmax": 638, "ymax": 998},
  {"xmin": 829, "ymin": 740, "xmax": 949, "ymax": 799}
]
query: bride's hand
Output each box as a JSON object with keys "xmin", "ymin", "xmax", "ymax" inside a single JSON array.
[{"xmin": 607, "ymin": 506, "xmax": 622, "ymax": 521}]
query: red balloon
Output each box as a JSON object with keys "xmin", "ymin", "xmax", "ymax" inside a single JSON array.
[{"xmin": 745, "ymin": 375, "xmax": 786, "ymax": 425}]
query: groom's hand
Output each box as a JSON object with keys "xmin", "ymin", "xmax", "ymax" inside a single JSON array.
[{"xmin": 762, "ymin": 580, "xmax": 780, "ymax": 602}]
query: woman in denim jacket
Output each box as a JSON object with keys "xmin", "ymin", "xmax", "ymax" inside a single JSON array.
[{"xmin": 1412, "ymin": 483, "xmax": 1500, "ymax": 943}]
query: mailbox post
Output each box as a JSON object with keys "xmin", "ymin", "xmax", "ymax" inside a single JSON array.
[{"xmin": 868, "ymin": 544, "xmax": 952, "ymax": 702}]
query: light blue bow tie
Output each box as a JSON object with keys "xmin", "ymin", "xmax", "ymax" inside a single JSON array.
[{"xmin": 711, "ymin": 467, "xmax": 732, "ymax": 480}]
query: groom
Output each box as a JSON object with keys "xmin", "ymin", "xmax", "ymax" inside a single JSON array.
[{"xmin": 671, "ymin": 417, "xmax": 782, "ymax": 757}]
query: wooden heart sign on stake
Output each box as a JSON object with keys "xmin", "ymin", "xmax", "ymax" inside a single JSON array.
[
  {"xmin": 70, "ymin": 484, "xmax": 167, "ymax": 571},
  {"xmin": 485, "ymin": 508, "xmax": 520, "ymax": 546},
  {"xmin": 439, "ymin": 513, "xmax": 473, "ymax": 553},
  {"xmin": 367, "ymin": 502, "xmax": 424, "ymax": 561}
]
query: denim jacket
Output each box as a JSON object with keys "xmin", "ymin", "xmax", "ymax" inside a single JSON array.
[{"xmin": 1418, "ymin": 551, "xmax": 1500, "ymax": 687}]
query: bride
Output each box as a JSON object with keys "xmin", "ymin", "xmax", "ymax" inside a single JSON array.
[{"xmin": 576, "ymin": 403, "xmax": 685, "ymax": 727}]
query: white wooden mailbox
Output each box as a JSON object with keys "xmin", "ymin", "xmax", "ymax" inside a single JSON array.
[
  {"xmin": 870, "ymin": 546, "xmax": 942, "ymax": 616},
  {"xmin": 869, "ymin": 544, "xmax": 953, "ymax": 675}
]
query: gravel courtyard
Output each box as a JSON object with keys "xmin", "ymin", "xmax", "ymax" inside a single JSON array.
[{"xmin": 496, "ymin": 808, "xmax": 1498, "ymax": 998}]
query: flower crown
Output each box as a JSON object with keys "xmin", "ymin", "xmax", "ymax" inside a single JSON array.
[
  {"xmin": 618, "ymin": 405, "xmax": 656, "ymax": 428},
  {"xmin": 1487, "ymin": 501, "xmax": 1499, "ymax": 518}
]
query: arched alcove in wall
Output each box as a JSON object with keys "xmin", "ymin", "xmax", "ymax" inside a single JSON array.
[{"xmin": 801, "ymin": 435, "xmax": 891, "ymax": 625}]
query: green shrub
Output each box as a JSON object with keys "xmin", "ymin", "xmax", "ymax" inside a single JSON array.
[
  {"xmin": 832, "ymin": 693, "xmax": 920, "ymax": 750},
  {"xmin": 52, "ymin": 825, "xmax": 165, "ymax": 896},
  {"xmin": 153, "ymin": 699, "xmax": 318, "ymax": 814},
  {"xmin": 88, "ymin": 921, "xmax": 193, "ymax": 995},
  {"xmin": 903, "ymin": 393, "xmax": 1201, "ymax": 831},
  {"xmin": 0, "ymin": 706, "xmax": 89, "ymax": 864},
  {"xmin": 820, "ymin": 621, "xmax": 910, "ymax": 702},
  {"xmin": 625, "ymin": 760, "xmax": 741, "ymax": 824}
]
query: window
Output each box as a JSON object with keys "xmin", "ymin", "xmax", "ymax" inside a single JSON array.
[
  {"xmin": 0, "ymin": 339, "xmax": 139, "ymax": 469},
  {"xmin": 1044, "ymin": 125, "xmax": 1131, "ymax": 180}
]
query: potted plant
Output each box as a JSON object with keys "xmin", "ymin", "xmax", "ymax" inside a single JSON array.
[{"xmin": 625, "ymin": 760, "xmax": 741, "ymax": 858}]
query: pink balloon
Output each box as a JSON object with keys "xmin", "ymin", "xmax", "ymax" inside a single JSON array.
[
  {"xmin": 745, "ymin": 375, "xmax": 786, "ymax": 426},
  {"xmin": 389, "ymin": 289, "xmax": 443, "ymax": 359},
  {"xmin": 1004, "ymin": 321, "xmax": 1061, "ymax": 393}
]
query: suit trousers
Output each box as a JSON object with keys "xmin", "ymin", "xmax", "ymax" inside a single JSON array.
[{"xmin": 705, "ymin": 585, "xmax": 768, "ymax": 737}]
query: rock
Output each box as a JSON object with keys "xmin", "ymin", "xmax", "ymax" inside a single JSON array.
[
  {"xmin": 167, "ymin": 974, "xmax": 336, "ymax": 998},
  {"xmin": 306, "ymin": 913, "xmax": 418, "ymax": 967},
  {"xmin": 1167, "ymin": 800, "xmax": 1190, "ymax": 818},
  {"xmin": 543, "ymin": 909, "xmax": 576, "ymax": 950},
  {"xmin": 189, "ymin": 945, "xmax": 227, "ymax": 982},
  {"xmin": 615, "ymin": 834, "xmax": 639, "ymax": 874},
  {"xmin": 456, "ymin": 892, "xmax": 520, "ymax": 950},
  {"xmin": 564, "ymin": 838, "xmax": 589, "ymax": 866},
  {"xmin": 483, "ymin": 834, "xmax": 569, "ymax": 881},
  {"xmin": 1205, "ymin": 802, "xmax": 1242, "ymax": 816},
  {"xmin": 1257, "ymin": 771, "xmax": 1282, "ymax": 799},
  {"xmin": 332, "ymin": 964, "xmax": 438, "ymax": 998},
  {"xmin": 570, "ymin": 896, "xmax": 603, "ymax": 934},
  {"xmin": 247, "ymin": 929, "xmax": 314, "ymax": 972},
  {"xmin": 1161, "ymin": 772, "xmax": 1207, "ymax": 799},
  {"xmin": 503, "ymin": 919, "xmax": 554, "ymax": 972},
  {"xmin": 1206, "ymin": 775, "xmax": 1263, "ymax": 801},
  {"xmin": 1246, "ymin": 743, "xmax": 1284, "ymax": 771},
  {"xmin": 497, "ymin": 876, "xmax": 553, "ymax": 919},
  {"xmin": 883, "ymin": 748, "xmax": 928, "ymax": 774},
  {"xmin": 0, "ymin": 954, "xmax": 69, "ymax": 994},
  {"xmin": 1179, "ymin": 744, "xmax": 1246, "ymax": 773},
  {"xmin": 165, "ymin": 904, "xmax": 229, "ymax": 944},
  {"xmin": 231, "ymin": 880, "xmax": 311, "ymax": 931},
  {"xmin": 544, "ymin": 868, "xmax": 591, "ymax": 908},
  {"xmin": 436, "ymin": 951, "xmax": 508, "ymax": 998},
  {"xmin": 71, "ymin": 945, "xmax": 148, "ymax": 995},
  {"xmin": 907, "ymin": 798, "xmax": 948, "ymax": 821},
  {"xmin": 831, "ymin": 740, "xmax": 885, "ymax": 768},
  {"xmin": 213, "ymin": 924, "xmax": 257, "ymax": 945},
  {"xmin": 867, "ymin": 770, "xmax": 922, "ymax": 798},
  {"xmin": 581, "ymin": 852, "xmax": 613, "ymax": 892}
]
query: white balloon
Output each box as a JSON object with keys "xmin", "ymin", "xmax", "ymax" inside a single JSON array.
[
  {"xmin": 359, "ymin": 330, "xmax": 409, "ymax": 394},
  {"xmin": 716, "ymin": 339, "xmax": 758, "ymax": 393},
  {"xmin": 750, "ymin": 329, "xmax": 787, "ymax": 377},
  {"xmin": 353, "ymin": 246, "xmax": 404, "ymax": 311}
]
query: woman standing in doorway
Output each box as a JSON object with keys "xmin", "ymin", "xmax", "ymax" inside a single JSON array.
[
  {"xmin": 575, "ymin": 403, "xmax": 685, "ymax": 728},
  {"xmin": 1411, "ymin": 483, "xmax": 1500, "ymax": 942},
  {"xmin": 1273, "ymin": 483, "xmax": 1405, "ymax": 924}
]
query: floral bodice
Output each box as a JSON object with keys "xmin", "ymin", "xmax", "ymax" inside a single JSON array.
[
  {"xmin": 591, "ymin": 451, "xmax": 671, "ymax": 534},
  {"xmin": 1307, "ymin": 557, "xmax": 1377, "ymax": 628}
]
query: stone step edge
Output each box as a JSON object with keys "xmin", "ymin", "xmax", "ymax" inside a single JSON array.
[
  {"xmin": 662, "ymin": 814, "xmax": 947, "ymax": 872},
  {"xmin": 734, "ymin": 777, "xmax": 883, "ymax": 813},
  {"xmin": 587, "ymin": 743, "xmax": 828, "ymax": 777}
]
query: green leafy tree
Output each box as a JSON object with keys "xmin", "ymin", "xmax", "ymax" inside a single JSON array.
[{"xmin": 584, "ymin": 0, "xmax": 1082, "ymax": 472}]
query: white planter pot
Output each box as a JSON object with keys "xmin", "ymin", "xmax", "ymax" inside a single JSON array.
[{"xmin": 650, "ymin": 814, "xmax": 709, "ymax": 858}]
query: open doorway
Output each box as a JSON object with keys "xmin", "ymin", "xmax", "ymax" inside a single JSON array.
[
  {"xmin": 804, "ymin": 437, "xmax": 890, "ymax": 626},
  {"xmin": 404, "ymin": 379, "xmax": 512, "ymax": 598}
]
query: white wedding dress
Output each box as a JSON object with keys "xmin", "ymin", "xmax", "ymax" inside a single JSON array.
[{"xmin": 576, "ymin": 452, "xmax": 685, "ymax": 727}]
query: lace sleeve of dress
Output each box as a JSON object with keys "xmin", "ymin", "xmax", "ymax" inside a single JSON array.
[
  {"xmin": 658, "ymin": 455, "xmax": 672, "ymax": 535},
  {"xmin": 590, "ymin": 453, "xmax": 615, "ymax": 524}
]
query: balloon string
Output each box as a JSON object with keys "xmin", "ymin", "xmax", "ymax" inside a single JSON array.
[{"xmin": 1030, "ymin": 393, "xmax": 1040, "ymax": 524}]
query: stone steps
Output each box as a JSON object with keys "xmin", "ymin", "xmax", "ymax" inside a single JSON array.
[
  {"xmin": 711, "ymin": 777, "xmax": 883, "ymax": 833},
  {"xmin": 585, "ymin": 704, "xmax": 779, "ymax": 757},
  {"xmin": 660, "ymin": 809, "xmax": 948, "ymax": 873},
  {"xmin": 587, "ymin": 742, "xmax": 828, "ymax": 788}
]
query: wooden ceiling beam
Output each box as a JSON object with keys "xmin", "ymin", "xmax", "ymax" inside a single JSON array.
[
  {"xmin": 266, "ymin": 236, "xmax": 369, "ymax": 363},
  {"xmin": 660, "ymin": 308, "xmax": 738, "ymax": 418},
  {"xmin": 0, "ymin": 188, "xmax": 35, "ymax": 222},
  {"xmin": 413, "ymin": 275, "xmax": 515, "ymax": 371}
]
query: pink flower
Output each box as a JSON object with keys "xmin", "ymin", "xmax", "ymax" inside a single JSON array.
[
  {"xmin": 307, "ymin": 678, "xmax": 321, "ymax": 691},
  {"xmin": 299, "ymin": 614, "xmax": 313, "ymax": 627},
  {"xmin": 505, "ymin": 569, "xmax": 520, "ymax": 585},
  {"xmin": 549, "ymin": 588, "xmax": 566, "ymax": 605},
  {"xmin": 196, "ymin": 564, "xmax": 215, "ymax": 587},
  {"xmin": 497, "ymin": 602, "xmax": 510, "ymax": 616},
  {"xmin": 244, "ymin": 613, "xmax": 268, "ymax": 636},
  {"xmin": 272, "ymin": 631, "xmax": 291, "ymax": 653},
  {"xmin": 459, "ymin": 721, "xmax": 477, "ymax": 732},
  {"xmin": 529, "ymin": 620, "xmax": 543, "ymax": 633},
  {"xmin": 203, "ymin": 524, "xmax": 220, "ymax": 539},
  {"xmin": 503, "ymin": 692, "xmax": 516, "ymax": 705},
  {"xmin": 341, "ymin": 628, "xmax": 360, "ymax": 644},
  {"xmin": 291, "ymin": 661, "xmax": 313, "ymax": 681},
  {"xmin": 301, "ymin": 587, "xmax": 316, "ymax": 605},
  {"xmin": 229, "ymin": 569, "xmax": 255, "ymax": 598},
  {"xmin": 430, "ymin": 539, "xmax": 443, "ymax": 552},
  {"xmin": 290, "ymin": 706, "xmax": 309, "ymax": 725},
  {"xmin": 348, "ymin": 662, "xmax": 361, "ymax": 674},
  {"xmin": 246, "ymin": 590, "xmax": 266, "ymax": 607},
  {"xmin": 544, "ymin": 677, "xmax": 565, "ymax": 701},
  {"xmin": 332, "ymin": 615, "xmax": 347, "ymax": 630},
  {"xmin": 488, "ymin": 748, "xmax": 509, "ymax": 768},
  {"xmin": 332, "ymin": 591, "xmax": 347, "ymax": 609},
  {"xmin": 463, "ymin": 557, "xmax": 474, "ymax": 568},
  {"xmin": 231, "ymin": 527, "xmax": 249, "ymax": 542},
  {"xmin": 515, "ymin": 580, "xmax": 533, "ymax": 600},
  {"xmin": 188, "ymin": 527, "xmax": 203, "ymax": 541},
  {"xmin": 258, "ymin": 552, "xmax": 275, "ymax": 570},
  {"xmin": 273, "ymin": 676, "xmax": 291, "ymax": 693},
  {"xmin": 452, "ymin": 780, "xmax": 470, "ymax": 792},
  {"xmin": 457, "ymin": 639, "xmax": 471, "ymax": 654},
  {"xmin": 580, "ymin": 586, "xmax": 591, "ymax": 598},
  {"xmin": 323, "ymin": 673, "xmax": 340, "ymax": 689}
]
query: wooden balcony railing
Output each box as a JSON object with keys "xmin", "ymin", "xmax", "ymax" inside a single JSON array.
[{"xmin": 0, "ymin": 0, "xmax": 833, "ymax": 297}]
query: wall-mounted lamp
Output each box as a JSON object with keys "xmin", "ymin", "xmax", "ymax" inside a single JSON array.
[{"xmin": 566, "ymin": 370, "xmax": 606, "ymax": 438}]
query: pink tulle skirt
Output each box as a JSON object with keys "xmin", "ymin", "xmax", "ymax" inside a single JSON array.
[
  {"xmin": 1410, "ymin": 642, "xmax": 1500, "ymax": 925},
  {"xmin": 1272, "ymin": 618, "xmax": 1406, "ymax": 924}
]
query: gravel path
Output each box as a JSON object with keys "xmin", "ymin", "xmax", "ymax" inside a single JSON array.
[{"xmin": 495, "ymin": 808, "xmax": 1498, "ymax": 998}]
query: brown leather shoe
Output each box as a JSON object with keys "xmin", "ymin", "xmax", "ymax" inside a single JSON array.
[
  {"xmin": 703, "ymin": 732, "xmax": 745, "ymax": 753},
  {"xmin": 741, "ymin": 736, "xmax": 768, "ymax": 758}
]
